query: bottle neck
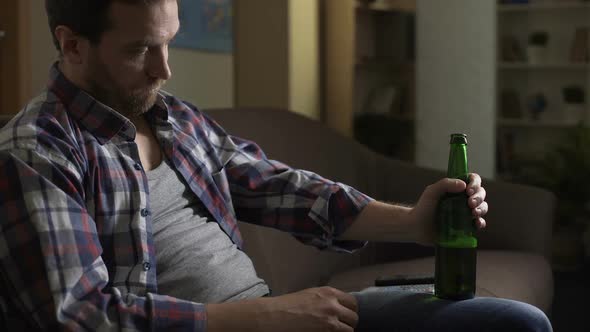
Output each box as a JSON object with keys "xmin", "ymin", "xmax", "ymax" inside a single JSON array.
[{"xmin": 447, "ymin": 144, "xmax": 469, "ymax": 182}]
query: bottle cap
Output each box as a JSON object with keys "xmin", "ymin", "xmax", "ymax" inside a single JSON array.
[{"xmin": 450, "ymin": 133, "xmax": 468, "ymax": 144}]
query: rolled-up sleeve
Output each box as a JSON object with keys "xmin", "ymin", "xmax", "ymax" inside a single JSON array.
[{"xmin": 202, "ymin": 115, "xmax": 374, "ymax": 253}]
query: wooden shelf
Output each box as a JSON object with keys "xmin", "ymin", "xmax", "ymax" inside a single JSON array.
[
  {"xmin": 498, "ymin": 62, "xmax": 590, "ymax": 70},
  {"xmin": 356, "ymin": 0, "xmax": 416, "ymax": 13},
  {"xmin": 355, "ymin": 58, "xmax": 414, "ymax": 71},
  {"xmin": 497, "ymin": 117, "xmax": 579, "ymax": 128},
  {"xmin": 498, "ymin": 2, "xmax": 590, "ymax": 12},
  {"xmin": 355, "ymin": 113, "xmax": 414, "ymax": 121}
]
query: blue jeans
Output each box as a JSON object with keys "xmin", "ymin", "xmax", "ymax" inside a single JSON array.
[{"xmin": 351, "ymin": 287, "xmax": 552, "ymax": 332}]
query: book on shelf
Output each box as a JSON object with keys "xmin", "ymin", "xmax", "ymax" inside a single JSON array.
[
  {"xmin": 570, "ymin": 27, "xmax": 589, "ymax": 63},
  {"xmin": 500, "ymin": 89, "xmax": 524, "ymax": 119},
  {"xmin": 496, "ymin": 131, "xmax": 518, "ymax": 178},
  {"xmin": 500, "ymin": 35, "xmax": 526, "ymax": 62}
]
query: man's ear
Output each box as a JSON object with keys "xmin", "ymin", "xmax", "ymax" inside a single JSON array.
[{"xmin": 54, "ymin": 25, "xmax": 88, "ymax": 65}]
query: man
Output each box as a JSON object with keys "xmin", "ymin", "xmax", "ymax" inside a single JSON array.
[{"xmin": 0, "ymin": 0, "xmax": 551, "ymax": 331}]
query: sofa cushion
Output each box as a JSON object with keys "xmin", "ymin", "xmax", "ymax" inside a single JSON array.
[
  {"xmin": 239, "ymin": 221, "xmax": 364, "ymax": 296},
  {"xmin": 326, "ymin": 250, "xmax": 553, "ymax": 313}
]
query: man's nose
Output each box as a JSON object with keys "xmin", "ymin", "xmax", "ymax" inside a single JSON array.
[{"xmin": 147, "ymin": 46, "xmax": 172, "ymax": 81}]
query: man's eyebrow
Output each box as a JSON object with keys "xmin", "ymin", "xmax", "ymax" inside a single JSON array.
[
  {"xmin": 126, "ymin": 39, "xmax": 152, "ymax": 48},
  {"xmin": 125, "ymin": 28, "xmax": 180, "ymax": 48}
]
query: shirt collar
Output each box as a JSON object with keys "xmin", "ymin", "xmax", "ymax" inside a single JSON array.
[{"xmin": 47, "ymin": 62, "xmax": 169, "ymax": 144}]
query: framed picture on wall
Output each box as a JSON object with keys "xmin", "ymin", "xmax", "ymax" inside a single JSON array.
[{"xmin": 172, "ymin": 0, "xmax": 233, "ymax": 53}]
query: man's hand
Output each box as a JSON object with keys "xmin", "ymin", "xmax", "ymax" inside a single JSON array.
[
  {"xmin": 207, "ymin": 286, "xmax": 358, "ymax": 332},
  {"xmin": 261, "ymin": 287, "xmax": 358, "ymax": 331},
  {"xmin": 409, "ymin": 173, "xmax": 488, "ymax": 245}
]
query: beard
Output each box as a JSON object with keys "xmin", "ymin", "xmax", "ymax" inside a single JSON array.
[{"xmin": 84, "ymin": 55, "xmax": 164, "ymax": 119}]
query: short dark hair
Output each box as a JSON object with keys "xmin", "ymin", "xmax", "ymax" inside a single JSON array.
[{"xmin": 45, "ymin": 0, "xmax": 160, "ymax": 52}]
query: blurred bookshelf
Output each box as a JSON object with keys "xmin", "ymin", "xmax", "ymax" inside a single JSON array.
[
  {"xmin": 496, "ymin": 0, "xmax": 590, "ymax": 179},
  {"xmin": 324, "ymin": 0, "xmax": 416, "ymax": 162},
  {"xmin": 499, "ymin": 1, "xmax": 590, "ymax": 12},
  {"xmin": 355, "ymin": 0, "xmax": 416, "ymax": 12},
  {"xmin": 498, "ymin": 62, "xmax": 590, "ymax": 70},
  {"xmin": 497, "ymin": 117, "xmax": 581, "ymax": 128}
]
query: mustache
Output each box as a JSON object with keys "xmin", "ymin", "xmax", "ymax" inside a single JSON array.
[{"xmin": 134, "ymin": 80, "xmax": 165, "ymax": 96}]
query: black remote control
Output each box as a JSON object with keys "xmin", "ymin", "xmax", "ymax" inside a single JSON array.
[{"xmin": 374, "ymin": 274, "xmax": 435, "ymax": 287}]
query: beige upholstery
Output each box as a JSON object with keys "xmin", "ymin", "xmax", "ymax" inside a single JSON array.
[{"xmin": 206, "ymin": 108, "xmax": 555, "ymax": 314}]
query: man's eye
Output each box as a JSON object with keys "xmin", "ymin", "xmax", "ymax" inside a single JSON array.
[{"xmin": 130, "ymin": 47, "xmax": 148, "ymax": 56}]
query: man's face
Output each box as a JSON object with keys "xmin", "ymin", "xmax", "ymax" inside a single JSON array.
[{"xmin": 83, "ymin": 0, "xmax": 179, "ymax": 118}]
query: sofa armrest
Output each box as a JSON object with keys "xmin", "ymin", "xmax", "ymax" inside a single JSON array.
[
  {"xmin": 478, "ymin": 180, "xmax": 555, "ymax": 259},
  {"xmin": 370, "ymin": 154, "xmax": 555, "ymax": 261}
]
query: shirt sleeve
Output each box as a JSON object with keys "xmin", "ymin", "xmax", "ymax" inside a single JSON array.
[
  {"xmin": 201, "ymin": 112, "xmax": 375, "ymax": 253},
  {"xmin": 0, "ymin": 149, "xmax": 207, "ymax": 331}
]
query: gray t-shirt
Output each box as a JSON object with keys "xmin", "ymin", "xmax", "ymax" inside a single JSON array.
[{"xmin": 147, "ymin": 157, "xmax": 270, "ymax": 303}]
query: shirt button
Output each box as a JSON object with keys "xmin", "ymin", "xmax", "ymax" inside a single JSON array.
[
  {"xmin": 142, "ymin": 261, "xmax": 151, "ymax": 271},
  {"xmin": 141, "ymin": 208, "xmax": 150, "ymax": 217},
  {"xmin": 134, "ymin": 163, "xmax": 142, "ymax": 171}
]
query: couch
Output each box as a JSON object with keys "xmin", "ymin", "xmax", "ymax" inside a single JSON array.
[{"xmin": 206, "ymin": 108, "xmax": 555, "ymax": 314}]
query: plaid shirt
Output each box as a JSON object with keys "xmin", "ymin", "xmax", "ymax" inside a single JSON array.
[{"xmin": 0, "ymin": 63, "xmax": 372, "ymax": 331}]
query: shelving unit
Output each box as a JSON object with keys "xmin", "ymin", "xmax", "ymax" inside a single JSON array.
[
  {"xmin": 498, "ymin": 62, "xmax": 590, "ymax": 70},
  {"xmin": 324, "ymin": 0, "xmax": 416, "ymax": 161},
  {"xmin": 499, "ymin": 2, "xmax": 590, "ymax": 12},
  {"xmin": 497, "ymin": 117, "xmax": 577, "ymax": 128},
  {"xmin": 355, "ymin": 0, "xmax": 416, "ymax": 12},
  {"xmin": 496, "ymin": 0, "xmax": 590, "ymax": 180}
]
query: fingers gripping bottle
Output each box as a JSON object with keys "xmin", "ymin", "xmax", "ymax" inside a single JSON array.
[{"xmin": 435, "ymin": 133, "xmax": 477, "ymax": 300}]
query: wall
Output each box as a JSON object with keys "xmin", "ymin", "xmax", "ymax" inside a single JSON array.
[
  {"xmin": 165, "ymin": 49, "xmax": 233, "ymax": 108},
  {"xmin": 28, "ymin": 0, "xmax": 233, "ymax": 109},
  {"xmin": 289, "ymin": 0, "xmax": 320, "ymax": 120},
  {"xmin": 29, "ymin": 0, "xmax": 56, "ymax": 98},
  {"xmin": 416, "ymin": 0, "xmax": 496, "ymax": 178},
  {"xmin": 234, "ymin": 0, "xmax": 320, "ymax": 120},
  {"xmin": 234, "ymin": 0, "xmax": 290, "ymax": 111}
]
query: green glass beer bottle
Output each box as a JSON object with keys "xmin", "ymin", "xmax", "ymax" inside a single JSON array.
[{"xmin": 434, "ymin": 133, "xmax": 477, "ymax": 300}]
